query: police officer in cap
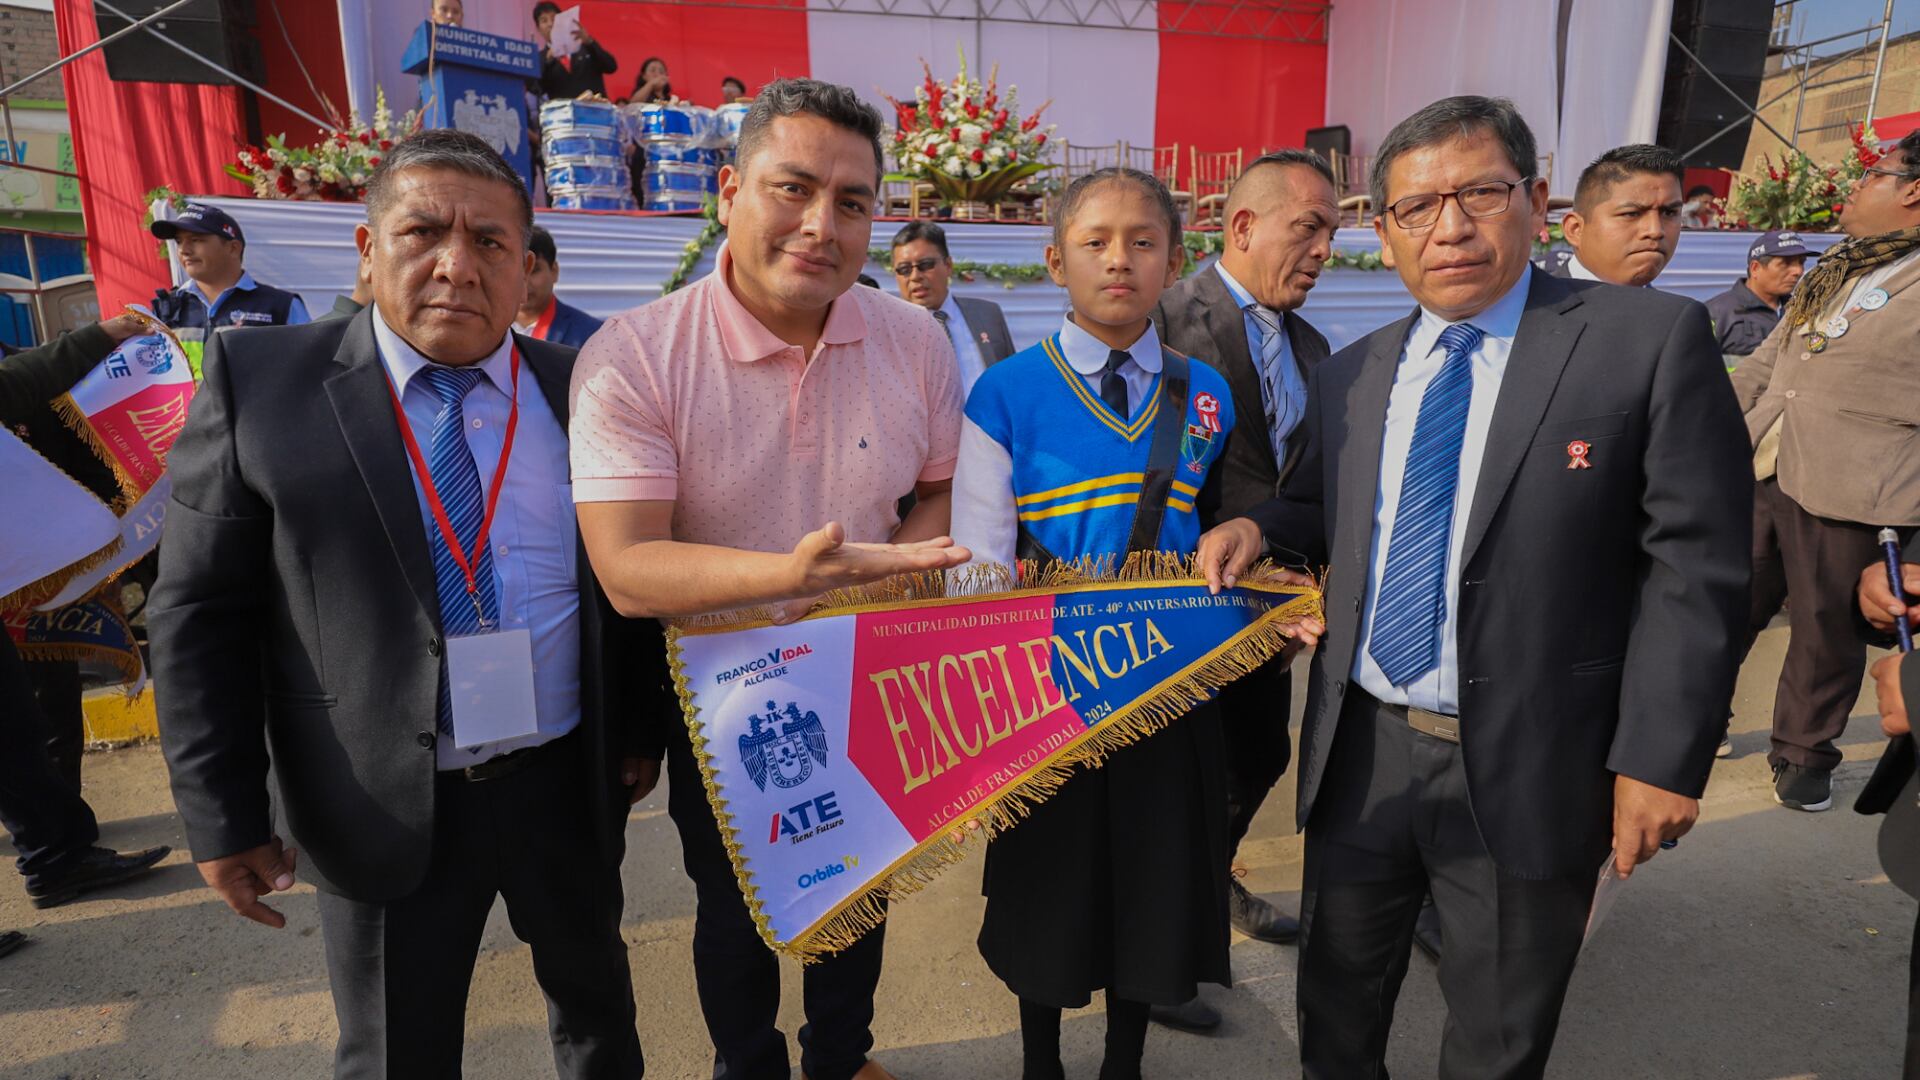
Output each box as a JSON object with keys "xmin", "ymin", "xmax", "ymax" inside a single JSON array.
[
  {"xmin": 149, "ymin": 203, "xmax": 309, "ymax": 333},
  {"xmin": 1705, "ymin": 230, "xmax": 1812, "ymax": 361}
]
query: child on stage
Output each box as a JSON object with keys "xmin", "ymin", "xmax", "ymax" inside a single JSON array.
[{"xmin": 949, "ymin": 167, "xmax": 1238, "ymax": 1080}]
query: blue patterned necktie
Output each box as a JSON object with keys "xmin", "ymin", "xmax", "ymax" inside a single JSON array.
[
  {"xmin": 1247, "ymin": 304, "xmax": 1301, "ymax": 463},
  {"xmin": 1367, "ymin": 321, "xmax": 1484, "ymax": 687},
  {"xmin": 416, "ymin": 364, "xmax": 501, "ymax": 737}
]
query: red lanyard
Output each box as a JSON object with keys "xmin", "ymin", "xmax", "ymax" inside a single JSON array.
[
  {"xmin": 528, "ymin": 297, "xmax": 557, "ymax": 342},
  {"xmin": 384, "ymin": 346, "xmax": 521, "ymax": 628}
]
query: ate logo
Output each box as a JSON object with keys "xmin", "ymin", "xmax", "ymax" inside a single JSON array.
[{"xmin": 768, "ymin": 791, "xmax": 845, "ymax": 845}]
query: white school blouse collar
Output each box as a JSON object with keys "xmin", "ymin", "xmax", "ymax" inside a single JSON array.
[
  {"xmin": 1058, "ymin": 314, "xmax": 1164, "ymax": 376},
  {"xmin": 371, "ymin": 304, "xmax": 515, "ymax": 396}
]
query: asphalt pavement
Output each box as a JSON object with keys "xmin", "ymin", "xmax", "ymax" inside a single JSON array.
[{"xmin": 0, "ymin": 620, "xmax": 1911, "ymax": 1078}]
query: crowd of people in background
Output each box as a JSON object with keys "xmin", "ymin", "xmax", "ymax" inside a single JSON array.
[{"xmin": 4, "ymin": 40, "xmax": 1920, "ymax": 1080}]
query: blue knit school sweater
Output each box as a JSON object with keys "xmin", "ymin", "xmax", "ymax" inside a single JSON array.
[{"xmin": 965, "ymin": 331, "xmax": 1238, "ymax": 562}]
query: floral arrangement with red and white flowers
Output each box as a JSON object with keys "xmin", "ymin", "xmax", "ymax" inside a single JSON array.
[
  {"xmin": 1723, "ymin": 121, "xmax": 1881, "ymax": 231},
  {"xmin": 886, "ymin": 51, "xmax": 1054, "ymax": 207},
  {"xmin": 226, "ymin": 88, "xmax": 422, "ymax": 202}
]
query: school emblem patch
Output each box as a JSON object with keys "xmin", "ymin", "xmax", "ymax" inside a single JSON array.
[{"xmin": 739, "ymin": 700, "xmax": 830, "ymax": 791}]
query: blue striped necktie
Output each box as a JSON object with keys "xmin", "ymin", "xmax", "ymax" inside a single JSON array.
[
  {"xmin": 1246, "ymin": 304, "xmax": 1300, "ymax": 463},
  {"xmin": 1367, "ymin": 321, "xmax": 1484, "ymax": 687},
  {"xmin": 417, "ymin": 364, "xmax": 501, "ymax": 737}
]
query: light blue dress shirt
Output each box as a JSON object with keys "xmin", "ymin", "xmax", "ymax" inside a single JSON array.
[
  {"xmin": 371, "ymin": 308, "xmax": 581, "ymax": 769},
  {"xmin": 188, "ymin": 270, "xmax": 311, "ymax": 326},
  {"xmin": 1213, "ymin": 262, "xmax": 1306, "ymax": 455},
  {"xmin": 1352, "ymin": 272, "xmax": 1532, "ymax": 714}
]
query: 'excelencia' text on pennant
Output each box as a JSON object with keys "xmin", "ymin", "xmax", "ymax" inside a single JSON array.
[{"xmin": 668, "ymin": 559, "xmax": 1321, "ymax": 960}]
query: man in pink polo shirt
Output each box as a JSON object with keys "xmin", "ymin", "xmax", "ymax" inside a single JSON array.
[{"xmin": 570, "ymin": 79, "xmax": 966, "ymax": 1080}]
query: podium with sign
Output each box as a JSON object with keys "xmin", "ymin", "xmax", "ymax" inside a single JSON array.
[{"xmin": 402, "ymin": 21, "xmax": 540, "ymax": 193}]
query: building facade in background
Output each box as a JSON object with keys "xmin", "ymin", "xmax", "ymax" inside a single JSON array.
[
  {"xmin": 1740, "ymin": 27, "xmax": 1920, "ymax": 180},
  {"xmin": 0, "ymin": 1, "xmax": 91, "ymax": 347}
]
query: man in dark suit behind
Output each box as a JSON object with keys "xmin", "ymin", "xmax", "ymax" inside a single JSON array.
[
  {"xmin": 1858, "ymin": 552, "xmax": 1920, "ymax": 1077},
  {"xmin": 1199, "ymin": 96, "xmax": 1750, "ymax": 1077},
  {"xmin": 149, "ymin": 130, "xmax": 662, "ymax": 1078},
  {"xmin": 517, "ymin": 225, "xmax": 605, "ymax": 349},
  {"xmin": 1151, "ymin": 149, "xmax": 1336, "ymax": 976},
  {"xmin": 888, "ymin": 221, "xmax": 1016, "ymax": 395}
]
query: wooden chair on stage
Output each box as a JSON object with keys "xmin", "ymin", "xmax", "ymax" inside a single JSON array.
[
  {"xmin": 1328, "ymin": 150, "xmax": 1370, "ymax": 197},
  {"xmin": 1061, "ymin": 140, "xmax": 1125, "ymax": 183},
  {"xmin": 1121, "ymin": 143, "xmax": 1188, "ymax": 218},
  {"xmin": 881, "ymin": 175, "xmax": 920, "ymax": 218},
  {"xmin": 1189, "ymin": 147, "xmax": 1244, "ymax": 227}
]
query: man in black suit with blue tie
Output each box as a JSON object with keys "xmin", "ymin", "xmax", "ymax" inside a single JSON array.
[
  {"xmin": 1199, "ymin": 96, "xmax": 1751, "ymax": 1077},
  {"xmin": 150, "ymin": 131, "xmax": 660, "ymax": 1078}
]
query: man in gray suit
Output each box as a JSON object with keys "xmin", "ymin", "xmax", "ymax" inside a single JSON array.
[
  {"xmin": 149, "ymin": 130, "xmax": 662, "ymax": 1078},
  {"xmin": 1199, "ymin": 96, "xmax": 1749, "ymax": 1077},
  {"xmin": 889, "ymin": 221, "xmax": 1016, "ymax": 393},
  {"xmin": 1150, "ymin": 150, "xmax": 1336, "ymax": 1023}
]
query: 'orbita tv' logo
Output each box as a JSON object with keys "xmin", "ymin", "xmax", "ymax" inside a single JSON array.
[{"xmin": 798, "ymin": 855, "xmax": 860, "ymax": 889}]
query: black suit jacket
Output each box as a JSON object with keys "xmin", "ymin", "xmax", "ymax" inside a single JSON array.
[
  {"xmin": 546, "ymin": 298, "xmax": 605, "ymax": 351},
  {"xmin": 954, "ymin": 296, "xmax": 1017, "ymax": 367},
  {"xmin": 1246, "ymin": 270, "xmax": 1752, "ymax": 877},
  {"xmin": 539, "ymin": 40, "xmax": 618, "ymax": 100},
  {"xmin": 1153, "ymin": 266, "xmax": 1330, "ymax": 529},
  {"xmin": 149, "ymin": 310, "xmax": 669, "ymax": 901}
]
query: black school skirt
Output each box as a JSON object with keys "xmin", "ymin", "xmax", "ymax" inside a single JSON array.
[{"xmin": 976, "ymin": 699, "xmax": 1231, "ymax": 1008}]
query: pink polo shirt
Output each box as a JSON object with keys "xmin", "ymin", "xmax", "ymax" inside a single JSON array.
[{"xmin": 569, "ymin": 247, "xmax": 963, "ymax": 552}]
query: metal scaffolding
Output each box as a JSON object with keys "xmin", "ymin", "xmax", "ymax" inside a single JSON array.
[{"xmin": 1776, "ymin": 0, "xmax": 1899, "ymax": 149}]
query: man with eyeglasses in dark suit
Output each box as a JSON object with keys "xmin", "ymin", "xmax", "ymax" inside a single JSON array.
[
  {"xmin": 889, "ymin": 221, "xmax": 1016, "ymax": 394},
  {"xmin": 1198, "ymin": 96, "xmax": 1749, "ymax": 1077}
]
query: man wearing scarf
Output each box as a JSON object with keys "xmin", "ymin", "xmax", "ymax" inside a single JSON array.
[{"xmin": 1732, "ymin": 129, "xmax": 1920, "ymax": 815}]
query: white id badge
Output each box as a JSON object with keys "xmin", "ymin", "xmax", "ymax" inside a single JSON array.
[{"xmin": 446, "ymin": 629, "xmax": 540, "ymax": 749}]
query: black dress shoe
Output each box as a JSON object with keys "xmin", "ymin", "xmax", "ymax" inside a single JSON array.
[
  {"xmin": 1412, "ymin": 896, "xmax": 1442, "ymax": 962},
  {"xmin": 1229, "ymin": 877, "xmax": 1300, "ymax": 944},
  {"xmin": 25, "ymin": 845, "xmax": 170, "ymax": 909},
  {"xmin": 1149, "ymin": 996, "xmax": 1222, "ymax": 1034},
  {"xmin": 0, "ymin": 930, "xmax": 26, "ymax": 959}
]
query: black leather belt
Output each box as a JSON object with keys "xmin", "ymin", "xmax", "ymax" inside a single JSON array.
[
  {"xmin": 454, "ymin": 732, "xmax": 570, "ymax": 782},
  {"xmin": 1381, "ymin": 701, "xmax": 1461, "ymax": 743}
]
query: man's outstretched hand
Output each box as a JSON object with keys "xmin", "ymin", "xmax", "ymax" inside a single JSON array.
[
  {"xmin": 198, "ymin": 837, "xmax": 299, "ymax": 928},
  {"xmin": 773, "ymin": 522, "xmax": 969, "ymax": 624}
]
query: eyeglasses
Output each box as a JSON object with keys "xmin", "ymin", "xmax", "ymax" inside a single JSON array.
[
  {"xmin": 1385, "ymin": 177, "xmax": 1532, "ymax": 232},
  {"xmin": 892, "ymin": 256, "xmax": 943, "ymax": 277},
  {"xmin": 1860, "ymin": 165, "xmax": 1913, "ymax": 184}
]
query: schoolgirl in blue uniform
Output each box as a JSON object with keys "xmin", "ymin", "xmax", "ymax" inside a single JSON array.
[{"xmin": 950, "ymin": 167, "xmax": 1237, "ymax": 1080}]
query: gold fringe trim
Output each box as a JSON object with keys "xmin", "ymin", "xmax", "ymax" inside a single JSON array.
[
  {"xmin": 13, "ymin": 592, "xmax": 141, "ymax": 684},
  {"xmin": 14, "ymin": 639, "xmax": 141, "ymax": 684},
  {"xmin": 667, "ymin": 555, "xmax": 1324, "ymax": 962},
  {"xmin": 672, "ymin": 552, "xmax": 1312, "ymax": 635},
  {"xmin": 0, "ymin": 536, "xmax": 122, "ymax": 614},
  {"xmin": 51, "ymin": 393, "xmax": 140, "ymax": 513}
]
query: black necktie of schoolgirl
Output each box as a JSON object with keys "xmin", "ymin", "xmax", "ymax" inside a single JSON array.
[{"xmin": 1102, "ymin": 349, "xmax": 1131, "ymax": 418}]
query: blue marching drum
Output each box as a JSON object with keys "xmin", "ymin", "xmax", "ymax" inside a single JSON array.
[{"xmin": 538, "ymin": 98, "xmax": 620, "ymax": 140}]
